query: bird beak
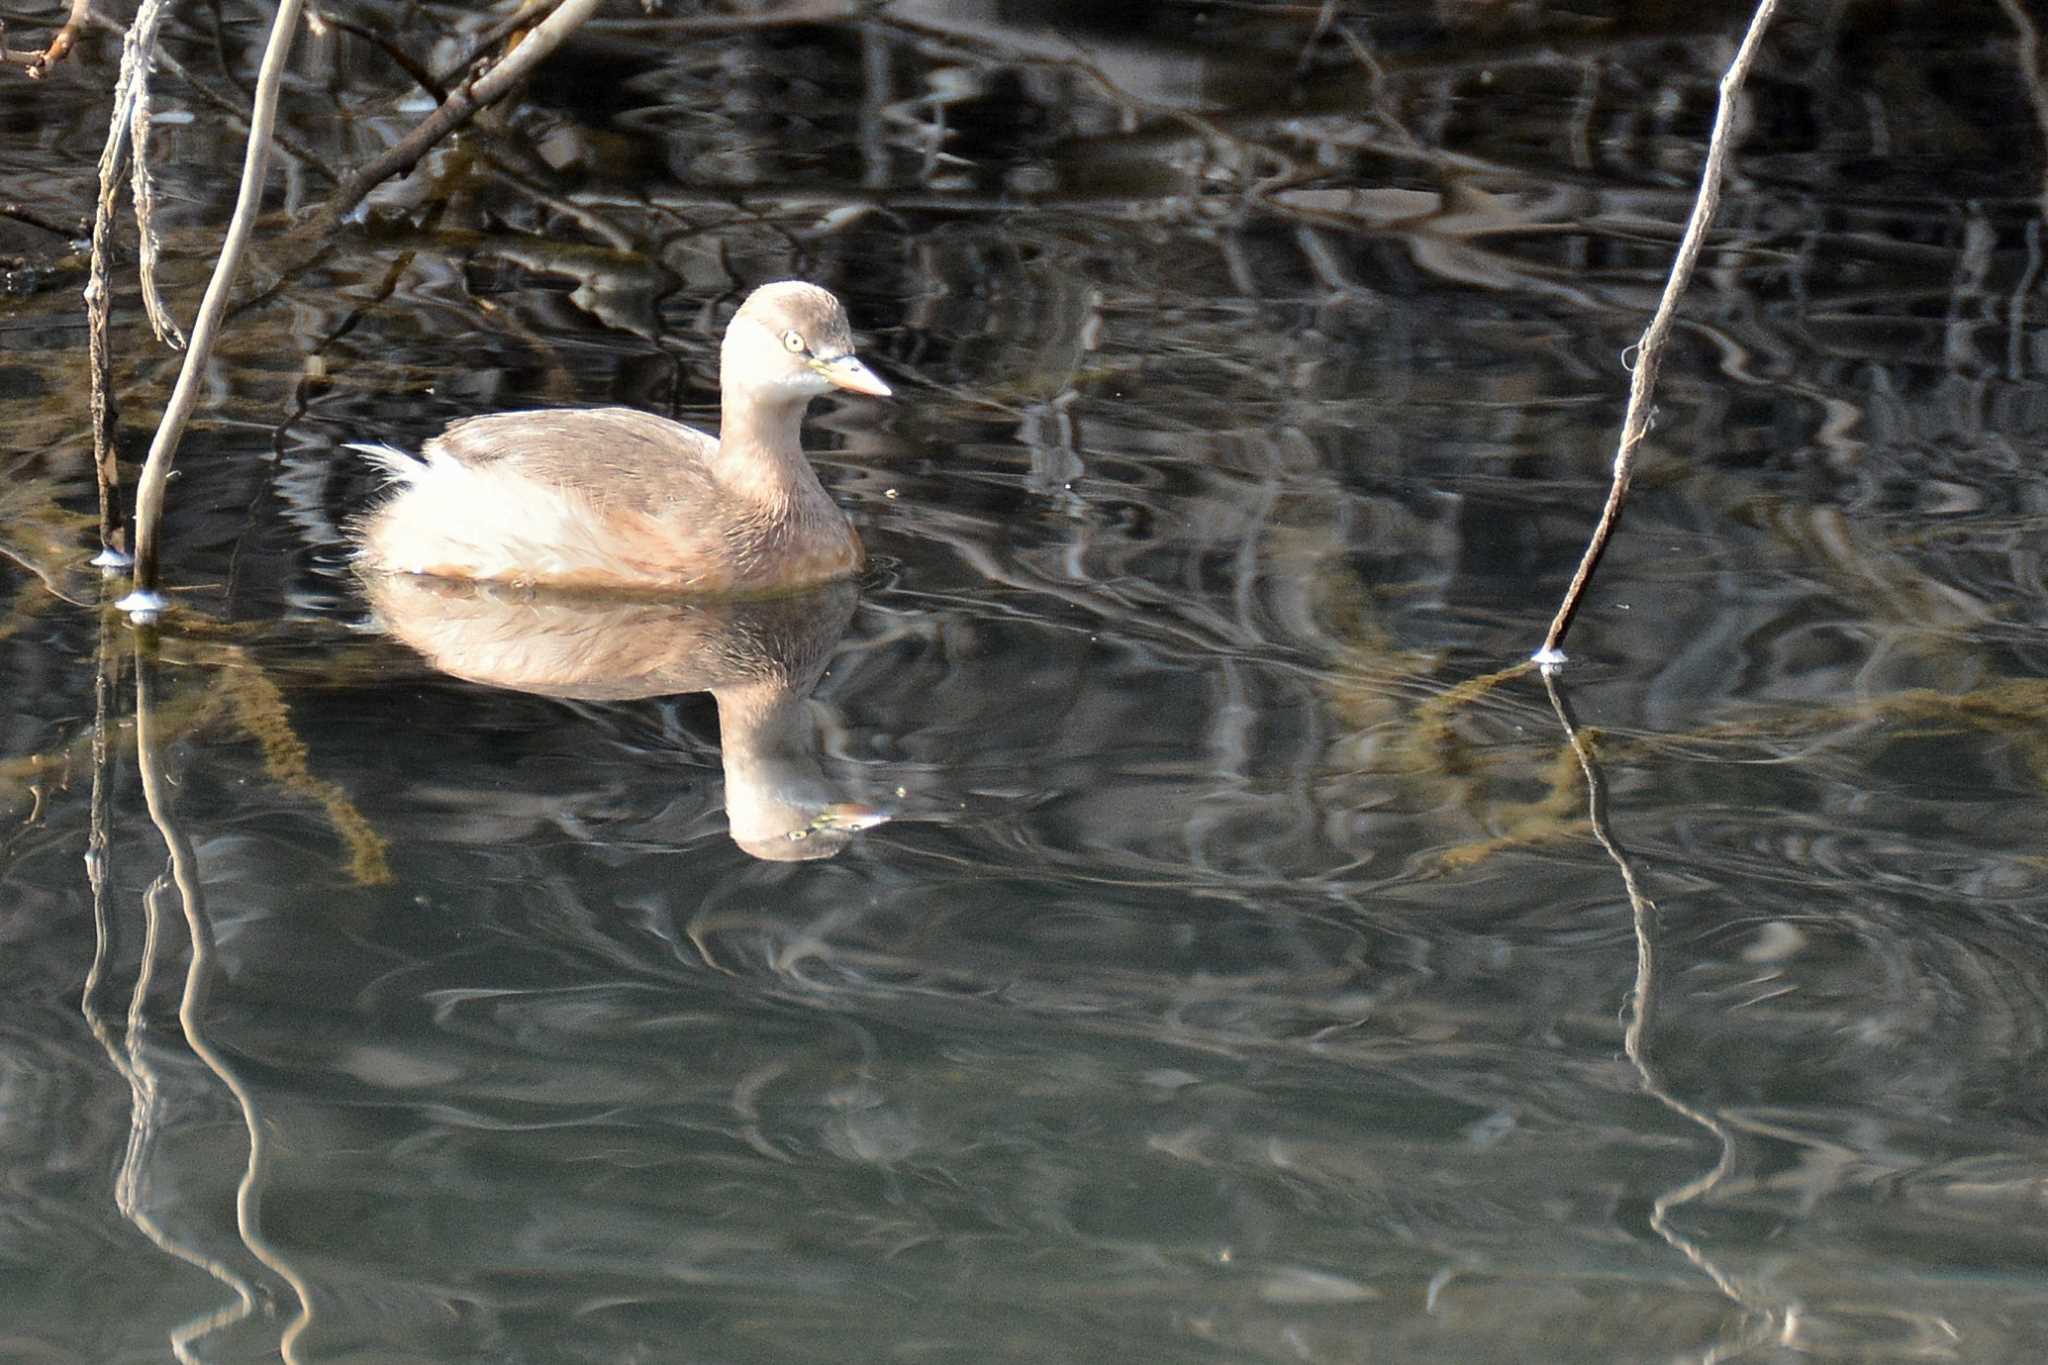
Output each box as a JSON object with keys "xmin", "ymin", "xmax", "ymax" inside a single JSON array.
[{"xmin": 816, "ymin": 354, "xmax": 892, "ymax": 398}]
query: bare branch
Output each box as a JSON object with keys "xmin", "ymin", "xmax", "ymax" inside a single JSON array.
[
  {"xmin": 86, "ymin": 0, "xmax": 186, "ymax": 568},
  {"xmin": 0, "ymin": 0, "xmax": 93, "ymax": 78},
  {"xmin": 129, "ymin": 74, "xmax": 187, "ymax": 348},
  {"xmin": 2, "ymin": 203, "xmax": 83, "ymax": 239},
  {"xmin": 121, "ymin": 0, "xmax": 309, "ymax": 612},
  {"xmin": 433, "ymin": 0, "xmax": 561, "ymax": 88},
  {"xmin": 1535, "ymin": 0, "xmax": 1782, "ymax": 666},
  {"xmin": 306, "ymin": 0, "xmax": 603, "ymax": 232}
]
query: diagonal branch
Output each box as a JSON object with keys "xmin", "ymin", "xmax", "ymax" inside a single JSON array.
[
  {"xmin": 304, "ymin": 0, "xmax": 602, "ymax": 233},
  {"xmin": 1534, "ymin": 0, "xmax": 1781, "ymax": 666}
]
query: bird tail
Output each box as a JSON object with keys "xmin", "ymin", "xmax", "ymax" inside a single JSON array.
[{"xmin": 344, "ymin": 441, "xmax": 427, "ymax": 485}]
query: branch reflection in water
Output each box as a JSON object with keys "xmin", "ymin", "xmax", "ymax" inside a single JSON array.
[
  {"xmin": 83, "ymin": 620, "xmax": 314, "ymax": 1363},
  {"xmin": 359, "ymin": 573, "xmax": 888, "ymax": 860},
  {"xmin": 1541, "ymin": 671, "xmax": 1783, "ymax": 1363}
]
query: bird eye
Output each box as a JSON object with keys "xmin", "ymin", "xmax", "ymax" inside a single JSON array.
[{"xmin": 782, "ymin": 329, "xmax": 806, "ymax": 353}]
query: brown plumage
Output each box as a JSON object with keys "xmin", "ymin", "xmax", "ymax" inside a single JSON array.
[{"xmin": 354, "ymin": 282, "xmax": 890, "ymax": 594}]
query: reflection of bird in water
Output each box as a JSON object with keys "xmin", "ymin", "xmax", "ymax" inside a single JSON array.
[
  {"xmin": 361, "ymin": 574, "xmax": 885, "ymax": 861},
  {"xmin": 350, "ymin": 281, "xmax": 890, "ymax": 593}
]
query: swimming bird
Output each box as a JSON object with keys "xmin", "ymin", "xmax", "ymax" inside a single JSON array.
[{"xmin": 353, "ymin": 281, "xmax": 890, "ymax": 593}]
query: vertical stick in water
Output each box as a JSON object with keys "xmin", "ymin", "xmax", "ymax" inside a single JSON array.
[
  {"xmin": 120, "ymin": 0, "xmax": 307, "ymax": 615},
  {"xmin": 1534, "ymin": 0, "xmax": 1781, "ymax": 666},
  {"xmin": 83, "ymin": 0, "xmax": 181, "ymax": 570}
]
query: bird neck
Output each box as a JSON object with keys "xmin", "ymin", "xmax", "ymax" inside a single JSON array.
[{"xmin": 715, "ymin": 387, "xmax": 818, "ymax": 506}]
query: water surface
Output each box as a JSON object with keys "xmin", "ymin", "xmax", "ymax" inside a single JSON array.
[{"xmin": 5, "ymin": 2, "xmax": 2048, "ymax": 1360}]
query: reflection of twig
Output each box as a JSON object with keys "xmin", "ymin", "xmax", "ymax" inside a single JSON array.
[
  {"xmin": 256, "ymin": 228, "xmax": 440, "ymax": 592},
  {"xmin": 83, "ymin": 605, "xmax": 121, "ymax": 1040},
  {"xmin": 136, "ymin": 638, "xmax": 315, "ymax": 1363},
  {"xmin": 1535, "ymin": 0, "xmax": 1781, "ymax": 665},
  {"xmin": 310, "ymin": 6, "xmax": 448, "ymax": 102},
  {"xmin": 123, "ymin": 0, "xmax": 308, "ymax": 612},
  {"xmin": 1995, "ymin": 0, "xmax": 2048, "ymax": 381},
  {"xmin": 80, "ymin": 6, "xmax": 334, "ymax": 178},
  {"xmin": 579, "ymin": 0, "xmax": 856, "ymax": 39},
  {"xmin": 94, "ymin": 631, "xmax": 261, "ymax": 1361},
  {"xmin": 307, "ymin": 0, "xmax": 603, "ymax": 231},
  {"xmin": 1997, "ymin": 0, "xmax": 2048, "ymax": 215},
  {"xmin": 1295, "ymin": 0, "xmax": 1336, "ymax": 80},
  {"xmin": 1331, "ymin": 19, "xmax": 1420, "ymax": 150},
  {"xmin": 432, "ymin": 0, "xmax": 561, "ymax": 87},
  {"xmin": 476, "ymin": 147, "xmax": 640, "ymax": 253},
  {"xmin": 204, "ymin": 0, "xmax": 252, "ymax": 101},
  {"xmin": 122, "ymin": 876, "xmax": 263, "ymax": 1365},
  {"xmin": 1541, "ymin": 671, "xmax": 1782, "ymax": 1362}
]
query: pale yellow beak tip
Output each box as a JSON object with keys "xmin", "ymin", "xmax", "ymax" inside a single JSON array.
[{"xmin": 822, "ymin": 355, "xmax": 893, "ymax": 398}]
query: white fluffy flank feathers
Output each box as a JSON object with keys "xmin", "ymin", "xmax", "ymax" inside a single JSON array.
[
  {"xmin": 350, "ymin": 439, "xmax": 662, "ymax": 584},
  {"xmin": 345, "ymin": 441, "xmax": 428, "ymax": 485}
]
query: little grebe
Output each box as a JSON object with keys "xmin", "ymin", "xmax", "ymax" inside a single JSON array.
[{"xmin": 353, "ymin": 281, "xmax": 890, "ymax": 593}]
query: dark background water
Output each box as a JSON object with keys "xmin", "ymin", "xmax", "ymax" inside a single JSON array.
[{"xmin": 6, "ymin": 0, "xmax": 2048, "ymax": 1360}]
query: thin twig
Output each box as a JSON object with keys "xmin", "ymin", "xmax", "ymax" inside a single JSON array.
[
  {"xmin": 432, "ymin": 0, "xmax": 560, "ymax": 88},
  {"xmin": 306, "ymin": 0, "xmax": 602, "ymax": 232},
  {"xmin": 0, "ymin": 0, "xmax": 92, "ymax": 77},
  {"xmin": 1534, "ymin": 0, "xmax": 1780, "ymax": 666},
  {"xmin": 129, "ymin": 63, "xmax": 187, "ymax": 348},
  {"xmin": 1, "ymin": 202, "xmax": 85, "ymax": 237},
  {"xmin": 121, "ymin": 0, "xmax": 308, "ymax": 613},
  {"xmin": 86, "ymin": 0, "xmax": 183, "ymax": 569},
  {"xmin": 77, "ymin": 6, "xmax": 334, "ymax": 178},
  {"xmin": 77, "ymin": 6, "xmax": 335, "ymax": 179}
]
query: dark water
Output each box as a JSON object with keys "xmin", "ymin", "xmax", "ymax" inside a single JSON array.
[{"xmin": 6, "ymin": 1, "xmax": 2048, "ymax": 1360}]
